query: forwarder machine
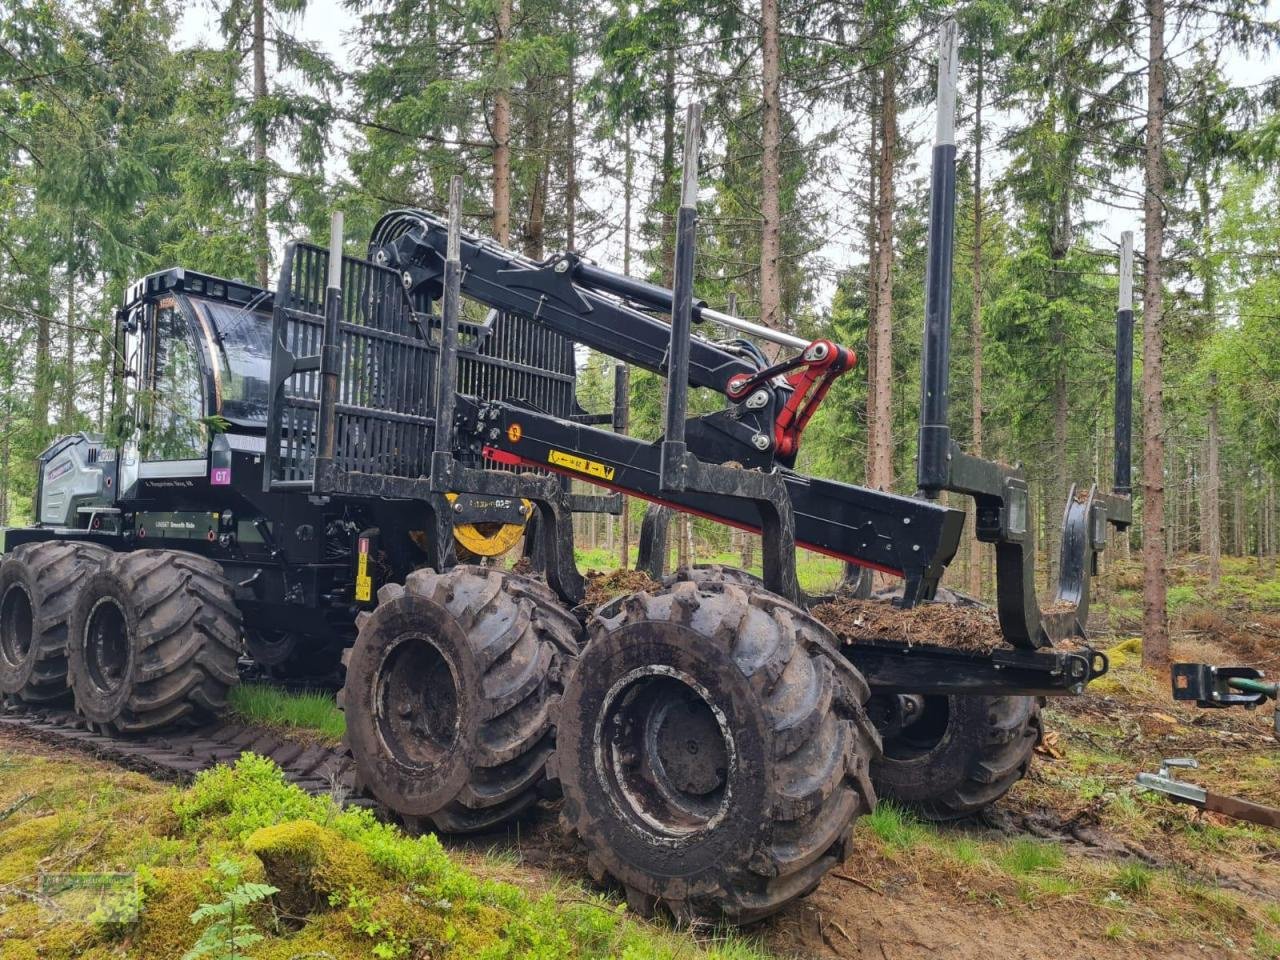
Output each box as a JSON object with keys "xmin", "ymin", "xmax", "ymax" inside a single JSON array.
[
  {"xmin": 0, "ymin": 223, "xmax": 619, "ymax": 724},
  {"xmin": 1, "ymin": 21, "xmax": 1172, "ymax": 922}
]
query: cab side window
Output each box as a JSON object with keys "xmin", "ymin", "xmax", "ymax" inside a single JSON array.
[{"xmin": 140, "ymin": 300, "xmax": 207, "ymax": 462}]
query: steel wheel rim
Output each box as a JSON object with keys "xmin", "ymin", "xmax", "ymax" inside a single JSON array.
[
  {"xmin": 879, "ymin": 694, "xmax": 951, "ymax": 761},
  {"xmin": 84, "ymin": 596, "xmax": 130, "ymax": 696},
  {"xmin": 594, "ymin": 665, "xmax": 736, "ymax": 842},
  {"xmin": 375, "ymin": 634, "xmax": 461, "ymax": 768},
  {"xmin": 0, "ymin": 583, "xmax": 34, "ymax": 670}
]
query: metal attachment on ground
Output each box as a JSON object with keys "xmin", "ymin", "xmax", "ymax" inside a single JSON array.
[{"xmin": 1137, "ymin": 758, "xmax": 1280, "ymax": 829}]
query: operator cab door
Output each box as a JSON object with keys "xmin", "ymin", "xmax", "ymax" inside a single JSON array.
[{"xmin": 118, "ymin": 296, "xmax": 211, "ymax": 499}]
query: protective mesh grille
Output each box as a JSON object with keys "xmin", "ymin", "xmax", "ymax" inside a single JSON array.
[{"xmin": 266, "ymin": 241, "xmax": 577, "ymax": 491}]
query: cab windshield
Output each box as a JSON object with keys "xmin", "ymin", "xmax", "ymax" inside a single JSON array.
[{"xmin": 188, "ymin": 295, "xmax": 272, "ymax": 426}]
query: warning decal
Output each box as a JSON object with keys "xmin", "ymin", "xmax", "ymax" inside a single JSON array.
[{"xmin": 547, "ymin": 449, "xmax": 615, "ymax": 482}]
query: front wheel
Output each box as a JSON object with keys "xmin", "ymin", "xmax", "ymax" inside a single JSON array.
[
  {"xmin": 868, "ymin": 693, "xmax": 1042, "ymax": 820},
  {"xmin": 552, "ymin": 581, "xmax": 878, "ymax": 923},
  {"xmin": 67, "ymin": 550, "xmax": 242, "ymax": 733},
  {"xmin": 340, "ymin": 566, "xmax": 581, "ymax": 833},
  {"xmin": 0, "ymin": 540, "xmax": 108, "ymax": 704}
]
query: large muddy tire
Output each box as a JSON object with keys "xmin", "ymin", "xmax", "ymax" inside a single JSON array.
[
  {"xmin": 552, "ymin": 580, "xmax": 879, "ymax": 923},
  {"xmin": 869, "ymin": 693, "xmax": 1042, "ymax": 821},
  {"xmin": 67, "ymin": 550, "xmax": 242, "ymax": 734},
  {"xmin": 663, "ymin": 564, "xmax": 764, "ymax": 592},
  {"xmin": 340, "ymin": 565, "xmax": 580, "ymax": 834},
  {"xmin": 0, "ymin": 540, "xmax": 108, "ymax": 704}
]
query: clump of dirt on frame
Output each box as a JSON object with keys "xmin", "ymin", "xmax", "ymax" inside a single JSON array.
[
  {"xmin": 811, "ymin": 595, "xmax": 1005, "ymax": 653},
  {"xmin": 582, "ymin": 568, "xmax": 661, "ymax": 607}
]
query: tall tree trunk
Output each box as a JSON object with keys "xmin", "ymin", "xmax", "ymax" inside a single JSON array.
[
  {"xmin": 492, "ymin": 0, "xmax": 512, "ymax": 245},
  {"xmin": 864, "ymin": 85, "xmax": 879, "ymax": 486},
  {"xmin": 1141, "ymin": 0, "xmax": 1168, "ymax": 667},
  {"xmin": 252, "ymin": 0, "xmax": 269, "ymax": 288},
  {"xmin": 968, "ymin": 47, "xmax": 985, "ymax": 598},
  {"xmin": 62, "ymin": 271, "xmax": 75, "ymax": 428},
  {"xmin": 34, "ymin": 292, "xmax": 51, "ymax": 438},
  {"xmin": 759, "ymin": 0, "xmax": 782, "ymax": 333},
  {"xmin": 1047, "ymin": 185, "xmax": 1072, "ymax": 587},
  {"xmin": 521, "ymin": 95, "xmax": 548, "ymax": 258},
  {"xmin": 869, "ymin": 59, "xmax": 896, "ymax": 492},
  {"xmin": 0, "ymin": 382, "xmax": 9, "ymax": 525}
]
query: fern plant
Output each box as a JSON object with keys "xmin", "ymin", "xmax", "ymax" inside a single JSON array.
[{"xmin": 182, "ymin": 860, "xmax": 278, "ymax": 960}]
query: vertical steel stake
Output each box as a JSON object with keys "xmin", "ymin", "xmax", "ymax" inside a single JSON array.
[
  {"xmin": 435, "ymin": 176, "xmax": 463, "ymax": 455},
  {"xmin": 917, "ymin": 18, "xmax": 960, "ymax": 498},
  {"xmin": 1114, "ymin": 231, "xmax": 1134, "ymax": 495},
  {"xmin": 315, "ymin": 210, "xmax": 344, "ymax": 481},
  {"xmin": 660, "ymin": 102, "xmax": 702, "ymax": 492}
]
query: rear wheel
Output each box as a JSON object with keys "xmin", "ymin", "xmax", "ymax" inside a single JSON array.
[
  {"xmin": 67, "ymin": 550, "xmax": 242, "ymax": 733},
  {"xmin": 869, "ymin": 693, "xmax": 1042, "ymax": 820},
  {"xmin": 340, "ymin": 565, "xmax": 580, "ymax": 833},
  {"xmin": 0, "ymin": 541, "xmax": 108, "ymax": 704},
  {"xmin": 553, "ymin": 581, "xmax": 878, "ymax": 923}
]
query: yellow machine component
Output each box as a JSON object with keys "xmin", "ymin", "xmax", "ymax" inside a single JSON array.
[{"xmin": 445, "ymin": 492, "xmax": 531, "ymax": 559}]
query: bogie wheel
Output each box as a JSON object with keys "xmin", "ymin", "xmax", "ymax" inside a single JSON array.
[
  {"xmin": 0, "ymin": 541, "xmax": 108, "ymax": 704},
  {"xmin": 552, "ymin": 580, "xmax": 879, "ymax": 923},
  {"xmin": 868, "ymin": 693, "xmax": 1043, "ymax": 821},
  {"xmin": 67, "ymin": 550, "xmax": 242, "ymax": 733},
  {"xmin": 340, "ymin": 565, "xmax": 580, "ymax": 834},
  {"xmin": 662, "ymin": 564, "xmax": 764, "ymax": 592}
]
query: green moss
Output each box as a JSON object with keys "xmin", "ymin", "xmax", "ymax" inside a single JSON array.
[{"xmin": 245, "ymin": 819, "xmax": 381, "ymax": 915}]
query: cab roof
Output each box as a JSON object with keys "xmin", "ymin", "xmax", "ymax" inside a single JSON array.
[{"xmin": 121, "ymin": 267, "xmax": 271, "ymax": 315}]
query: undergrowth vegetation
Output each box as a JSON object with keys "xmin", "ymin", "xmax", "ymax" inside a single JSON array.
[{"xmin": 0, "ymin": 748, "xmax": 767, "ymax": 960}]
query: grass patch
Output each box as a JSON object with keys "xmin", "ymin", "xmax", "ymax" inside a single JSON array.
[
  {"xmin": 1255, "ymin": 926, "xmax": 1280, "ymax": 959},
  {"xmin": 227, "ymin": 683, "xmax": 346, "ymax": 744},
  {"xmin": 1112, "ymin": 863, "xmax": 1153, "ymax": 898},
  {"xmin": 999, "ymin": 839, "xmax": 1064, "ymax": 876},
  {"xmin": 861, "ymin": 800, "xmax": 933, "ymax": 851}
]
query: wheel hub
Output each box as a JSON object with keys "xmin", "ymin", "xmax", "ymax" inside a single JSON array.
[
  {"xmin": 376, "ymin": 636, "xmax": 460, "ymax": 767},
  {"xmin": 0, "ymin": 583, "xmax": 34, "ymax": 669},
  {"xmin": 598, "ymin": 667, "xmax": 735, "ymax": 839},
  {"xmin": 84, "ymin": 597, "xmax": 130, "ymax": 695}
]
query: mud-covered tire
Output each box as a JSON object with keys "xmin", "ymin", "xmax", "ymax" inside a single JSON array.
[
  {"xmin": 869, "ymin": 694, "xmax": 1043, "ymax": 821},
  {"xmin": 340, "ymin": 565, "xmax": 581, "ymax": 834},
  {"xmin": 0, "ymin": 540, "xmax": 108, "ymax": 704},
  {"xmin": 552, "ymin": 580, "xmax": 879, "ymax": 923},
  {"xmin": 663, "ymin": 564, "xmax": 765, "ymax": 592},
  {"xmin": 66, "ymin": 550, "xmax": 242, "ymax": 734}
]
